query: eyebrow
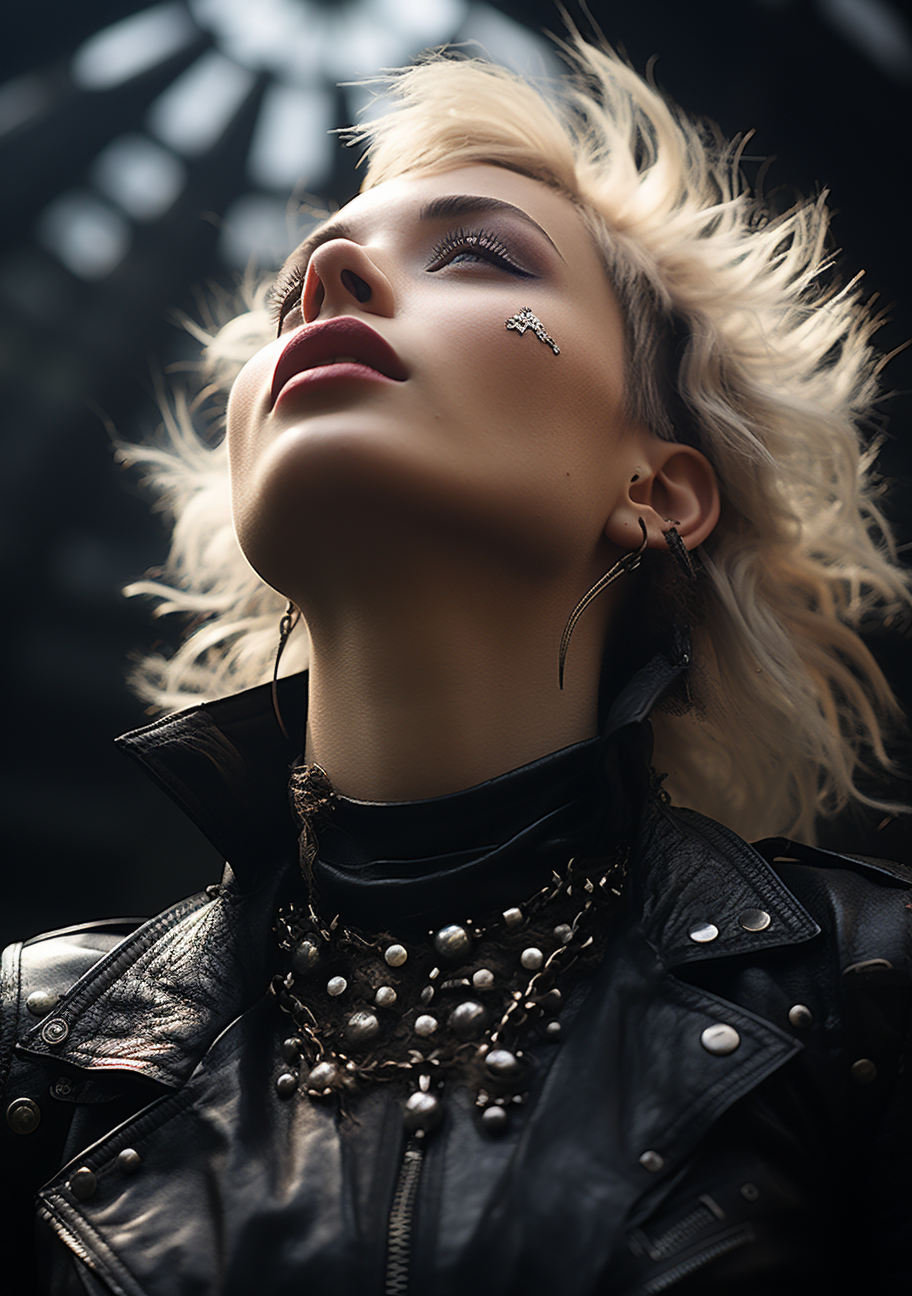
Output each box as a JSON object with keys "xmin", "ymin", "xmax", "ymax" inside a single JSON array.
[{"xmin": 283, "ymin": 193, "xmax": 565, "ymax": 272}]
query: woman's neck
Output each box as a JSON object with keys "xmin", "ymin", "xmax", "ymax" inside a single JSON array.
[{"xmin": 300, "ymin": 572, "xmax": 621, "ymax": 802}]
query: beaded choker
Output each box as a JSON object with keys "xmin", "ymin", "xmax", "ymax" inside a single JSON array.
[{"xmin": 271, "ymin": 765, "xmax": 627, "ymax": 1137}]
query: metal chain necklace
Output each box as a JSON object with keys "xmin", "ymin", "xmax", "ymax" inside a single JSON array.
[{"xmin": 271, "ymin": 765, "xmax": 627, "ymax": 1138}]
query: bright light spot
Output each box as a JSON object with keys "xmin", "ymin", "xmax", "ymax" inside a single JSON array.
[
  {"xmin": 147, "ymin": 51, "xmax": 256, "ymax": 155},
  {"xmin": 248, "ymin": 85, "xmax": 334, "ymax": 190},
  {"xmin": 369, "ymin": 0, "xmax": 466, "ymax": 46},
  {"xmin": 36, "ymin": 192, "xmax": 131, "ymax": 279},
  {"xmin": 90, "ymin": 135, "xmax": 186, "ymax": 220},
  {"xmin": 0, "ymin": 75, "xmax": 51, "ymax": 139},
  {"xmin": 190, "ymin": 0, "xmax": 463, "ymax": 81},
  {"xmin": 319, "ymin": 9, "xmax": 416, "ymax": 79},
  {"xmin": 818, "ymin": 0, "xmax": 912, "ymax": 80},
  {"xmin": 71, "ymin": 3, "xmax": 198, "ymax": 91},
  {"xmin": 455, "ymin": 3, "xmax": 560, "ymax": 79},
  {"xmin": 218, "ymin": 193, "xmax": 301, "ymax": 268},
  {"xmin": 191, "ymin": 0, "xmax": 314, "ymax": 74}
]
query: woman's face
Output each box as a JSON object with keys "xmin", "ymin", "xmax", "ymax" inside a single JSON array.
[{"xmin": 227, "ymin": 164, "xmax": 650, "ymax": 598}]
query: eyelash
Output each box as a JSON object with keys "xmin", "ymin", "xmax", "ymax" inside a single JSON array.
[
  {"xmin": 269, "ymin": 264, "xmax": 306, "ymax": 334},
  {"xmin": 426, "ymin": 227, "xmax": 532, "ymax": 276},
  {"xmin": 268, "ymin": 224, "xmax": 533, "ymax": 335}
]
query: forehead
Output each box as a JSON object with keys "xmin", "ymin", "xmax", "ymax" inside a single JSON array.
[{"xmin": 283, "ymin": 164, "xmax": 604, "ymax": 276}]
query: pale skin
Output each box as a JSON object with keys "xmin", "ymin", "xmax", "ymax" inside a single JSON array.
[{"xmin": 227, "ymin": 165, "xmax": 719, "ymax": 802}]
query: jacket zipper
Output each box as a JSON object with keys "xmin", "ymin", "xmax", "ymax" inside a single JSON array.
[
  {"xmin": 384, "ymin": 1136, "xmax": 425, "ymax": 1296},
  {"xmin": 631, "ymin": 1224, "xmax": 754, "ymax": 1294},
  {"xmin": 39, "ymin": 1205, "xmax": 129, "ymax": 1296}
]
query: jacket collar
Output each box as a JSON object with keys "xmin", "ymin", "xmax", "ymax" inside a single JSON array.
[
  {"xmin": 113, "ymin": 672, "xmax": 308, "ymax": 891},
  {"xmin": 112, "ymin": 630, "xmax": 693, "ymax": 893},
  {"xmin": 632, "ymin": 800, "xmax": 820, "ymax": 969},
  {"xmin": 19, "ymin": 631, "xmax": 819, "ymax": 1084}
]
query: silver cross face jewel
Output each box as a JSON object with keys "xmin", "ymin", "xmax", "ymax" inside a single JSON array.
[{"xmin": 505, "ymin": 307, "xmax": 560, "ymax": 355}]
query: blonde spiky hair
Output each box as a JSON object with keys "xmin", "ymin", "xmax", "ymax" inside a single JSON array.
[{"xmin": 123, "ymin": 37, "xmax": 909, "ymax": 842}]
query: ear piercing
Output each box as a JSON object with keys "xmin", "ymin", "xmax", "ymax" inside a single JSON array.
[
  {"xmin": 662, "ymin": 523, "xmax": 697, "ymax": 581},
  {"xmin": 505, "ymin": 307, "xmax": 560, "ymax": 355}
]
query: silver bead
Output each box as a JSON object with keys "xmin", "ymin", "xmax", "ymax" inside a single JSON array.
[
  {"xmin": 739, "ymin": 908, "xmax": 771, "ymax": 932},
  {"xmin": 448, "ymin": 1001, "xmax": 487, "ymax": 1038},
  {"xmin": 306, "ymin": 1061, "xmax": 338, "ymax": 1091},
  {"xmin": 503, "ymin": 907, "xmax": 523, "ymax": 928},
  {"xmin": 384, "ymin": 944, "xmax": 408, "ymax": 967},
  {"xmin": 281, "ymin": 1037, "xmax": 300, "ymax": 1062},
  {"xmin": 346, "ymin": 1011, "xmax": 380, "ymax": 1044},
  {"xmin": 275, "ymin": 1071, "xmax": 298, "ymax": 1098},
  {"xmin": 327, "ymin": 976, "xmax": 348, "ymax": 996},
  {"xmin": 375, "ymin": 985, "xmax": 397, "ymax": 1008},
  {"xmin": 403, "ymin": 1090, "xmax": 441, "ymax": 1134},
  {"xmin": 545, "ymin": 1021, "xmax": 562, "ymax": 1038},
  {"xmin": 639, "ymin": 1150, "xmax": 664, "ymax": 1173},
  {"xmin": 414, "ymin": 1014, "xmax": 438, "ymax": 1037},
  {"xmin": 541, "ymin": 989, "xmax": 562, "ymax": 1013},
  {"xmin": 788, "ymin": 1003, "xmax": 813, "ymax": 1029},
  {"xmin": 420, "ymin": 985, "xmax": 435, "ymax": 1004},
  {"xmin": 553, "ymin": 924, "xmax": 572, "ymax": 945},
  {"xmin": 433, "ymin": 925, "xmax": 472, "ymax": 960},
  {"xmin": 481, "ymin": 1104, "xmax": 508, "ymax": 1133},
  {"xmin": 688, "ymin": 922, "xmax": 719, "ymax": 944},
  {"xmin": 700, "ymin": 1024, "xmax": 741, "ymax": 1055},
  {"xmin": 485, "ymin": 1048, "xmax": 521, "ymax": 1078},
  {"xmin": 291, "ymin": 938, "xmax": 321, "ymax": 974},
  {"xmin": 472, "ymin": 969, "xmax": 494, "ymax": 990},
  {"xmin": 520, "ymin": 947, "xmax": 544, "ymax": 971}
]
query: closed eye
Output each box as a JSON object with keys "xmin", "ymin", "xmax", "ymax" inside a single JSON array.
[
  {"xmin": 426, "ymin": 227, "xmax": 535, "ymax": 277},
  {"xmin": 269, "ymin": 264, "xmax": 306, "ymax": 335}
]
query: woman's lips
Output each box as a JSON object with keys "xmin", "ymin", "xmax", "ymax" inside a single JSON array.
[{"xmin": 270, "ymin": 317, "xmax": 407, "ymax": 407}]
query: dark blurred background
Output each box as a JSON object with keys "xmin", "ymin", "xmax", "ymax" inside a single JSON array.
[{"xmin": 2, "ymin": 0, "xmax": 911, "ymax": 946}]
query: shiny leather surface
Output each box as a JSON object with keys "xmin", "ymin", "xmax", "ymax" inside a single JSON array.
[{"xmin": 2, "ymin": 667, "xmax": 910, "ymax": 1294}]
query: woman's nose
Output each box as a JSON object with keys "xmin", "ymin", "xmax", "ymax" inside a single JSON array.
[{"xmin": 302, "ymin": 239, "xmax": 395, "ymax": 323}]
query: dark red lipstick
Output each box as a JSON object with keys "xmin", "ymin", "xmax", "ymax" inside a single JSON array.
[{"xmin": 270, "ymin": 317, "xmax": 407, "ymax": 407}]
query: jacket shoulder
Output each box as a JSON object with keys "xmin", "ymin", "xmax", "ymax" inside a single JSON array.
[
  {"xmin": 753, "ymin": 835, "xmax": 912, "ymax": 888},
  {"xmin": 1, "ymin": 918, "xmax": 145, "ymax": 1084},
  {"xmin": 752, "ymin": 836, "xmax": 912, "ymax": 970}
]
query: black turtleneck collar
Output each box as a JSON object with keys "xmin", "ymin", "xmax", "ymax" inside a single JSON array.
[{"xmin": 307, "ymin": 731, "xmax": 621, "ymax": 934}]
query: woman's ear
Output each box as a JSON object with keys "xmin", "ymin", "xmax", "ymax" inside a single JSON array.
[{"xmin": 604, "ymin": 441, "xmax": 720, "ymax": 553}]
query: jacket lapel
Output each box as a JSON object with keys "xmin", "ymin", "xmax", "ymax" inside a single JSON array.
[
  {"xmin": 435, "ymin": 802, "xmax": 819, "ymax": 1294},
  {"xmin": 16, "ymin": 868, "xmax": 286, "ymax": 1087}
]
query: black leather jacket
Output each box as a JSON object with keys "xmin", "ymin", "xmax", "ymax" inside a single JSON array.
[{"xmin": 3, "ymin": 655, "xmax": 911, "ymax": 1295}]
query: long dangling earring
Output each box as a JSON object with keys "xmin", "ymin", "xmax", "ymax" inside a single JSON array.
[
  {"xmin": 272, "ymin": 600, "xmax": 301, "ymax": 741},
  {"xmin": 558, "ymin": 518, "xmax": 649, "ymax": 689},
  {"xmin": 662, "ymin": 524, "xmax": 697, "ymax": 581}
]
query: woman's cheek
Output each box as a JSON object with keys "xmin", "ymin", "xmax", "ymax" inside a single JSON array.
[{"xmin": 226, "ymin": 351, "xmax": 274, "ymax": 484}]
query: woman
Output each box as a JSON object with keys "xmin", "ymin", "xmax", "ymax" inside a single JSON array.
[{"xmin": 2, "ymin": 36, "xmax": 910, "ymax": 1295}]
